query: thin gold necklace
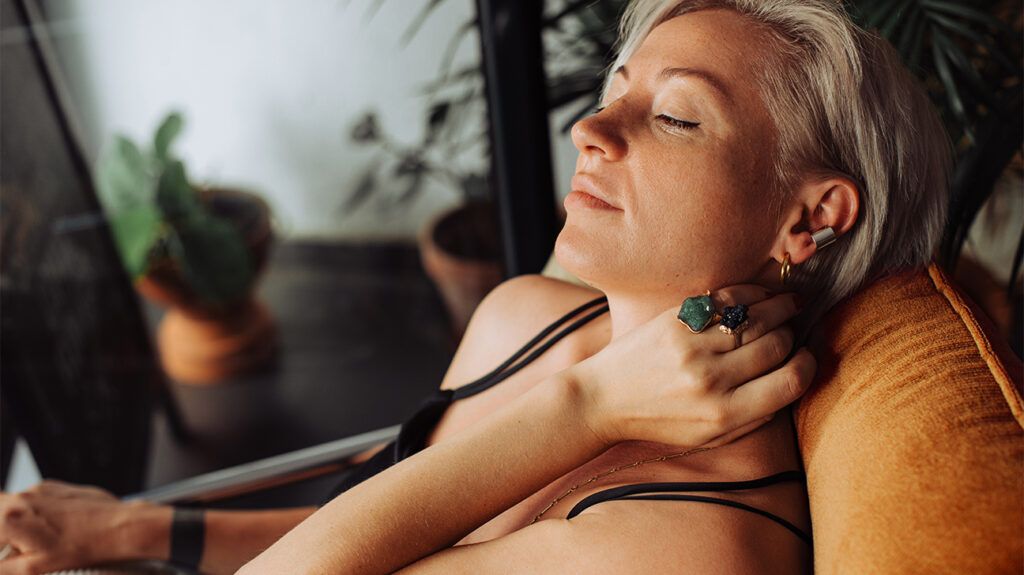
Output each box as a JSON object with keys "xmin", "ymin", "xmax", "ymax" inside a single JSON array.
[{"xmin": 528, "ymin": 445, "xmax": 717, "ymax": 524}]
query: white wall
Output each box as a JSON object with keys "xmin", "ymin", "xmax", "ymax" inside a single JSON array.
[{"xmin": 44, "ymin": 0, "xmax": 518, "ymax": 241}]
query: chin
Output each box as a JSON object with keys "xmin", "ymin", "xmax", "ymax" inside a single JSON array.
[{"xmin": 553, "ymin": 224, "xmax": 615, "ymax": 290}]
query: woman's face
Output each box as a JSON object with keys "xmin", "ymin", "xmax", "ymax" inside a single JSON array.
[{"xmin": 555, "ymin": 9, "xmax": 785, "ymax": 296}]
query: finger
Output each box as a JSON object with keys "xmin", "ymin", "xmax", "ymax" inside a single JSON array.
[
  {"xmin": 702, "ymin": 292, "xmax": 800, "ymax": 353},
  {"xmin": 710, "ymin": 284, "xmax": 772, "ymax": 309},
  {"xmin": 29, "ymin": 479, "xmax": 71, "ymax": 494},
  {"xmin": 0, "ymin": 496, "xmax": 32, "ymax": 536},
  {"xmin": 0, "ymin": 502, "xmax": 51, "ymax": 550},
  {"xmin": 28, "ymin": 479, "xmax": 75, "ymax": 497},
  {"xmin": 712, "ymin": 326, "xmax": 794, "ymax": 389},
  {"xmin": 725, "ymin": 348, "xmax": 816, "ymax": 426},
  {"xmin": 3, "ymin": 553, "xmax": 58, "ymax": 575}
]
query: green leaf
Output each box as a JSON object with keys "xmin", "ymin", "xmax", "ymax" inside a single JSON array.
[
  {"xmin": 894, "ymin": 5, "xmax": 925, "ymax": 65},
  {"xmin": 930, "ymin": 26, "xmax": 998, "ymax": 113},
  {"xmin": 906, "ymin": 6, "xmax": 929, "ymax": 70},
  {"xmin": 437, "ymin": 19, "xmax": 477, "ymax": 80},
  {"xmin": 95, "ymin": 135, "xmax": 153, "ymax": 212},
  {"xmin": 927, "ymin": 11, "xmax": 1017, "ymax": 73},
  {"xmin": 849, "ymin": 0, "xmax": 893, "ymax": 24},
  {"xmin": 419, "ymin": 65, "xmax": 480, "ymax": 94},
  {"xmin": 170, "ymin": 213, "xmax": 253, "ymax": 305},
  {"xmin": 153, "ymin": 112, "xmax": 184, "ymax": 163},
  {"xmin": 338, "ymin": 161, "xmax": 381, "ymax": 214},
  {"xmin": 863, "ymin": 0, "xmax": 907, "ymax": 31},
  {"xmin": 919, "ymin": 0, "xmax": 1012, "ymax": 33},
  {"xmin": 879, "ymin": 0, "xmax": 915, "ymax": 40},
  {"xmin": 929, "ymin": 25, "xmax": 972, "ymax": 141},
  {"xmin": 400, "ymin": 0, "xmax": 445, "ymax": 46},
  {"xmin": 545, "ymin": 0, "xmax": 601, "ymax": 27},
  {"xmin": 109, "ymin": 206, "xmax": 161, "ymax": 277},
  {"xmin": 156, "ymin": 160, "xmax": 201, "ymax": 221},
  {"xmin": 424, "ymin": 101, "xmax": 450, "ymax": 145}
]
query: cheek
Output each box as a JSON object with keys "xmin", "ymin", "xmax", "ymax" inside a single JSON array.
[
  {"xmin": 631, "ymin": 151, "xmax": 774, "ymax": 282},
  {"xmin": 636, "ymin": 149, "xmax": 745, "ymax": 242}
]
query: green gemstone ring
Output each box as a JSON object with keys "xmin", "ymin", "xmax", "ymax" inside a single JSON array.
[{"xmin": 677, "ymin": 290, "xmax": 719, "ymax": 333}]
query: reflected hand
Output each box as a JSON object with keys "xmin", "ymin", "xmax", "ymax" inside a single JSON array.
[
  {"xmin": 0, "ymin": 480, "xmax": 165, "ymax": 575},
  {"xmin": 571, "ymin": 285, "xmax": 816, "ymax": 448}
]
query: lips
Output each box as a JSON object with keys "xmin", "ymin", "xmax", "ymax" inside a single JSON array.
[{"xmin": 569, "ymin": 174, "xmax": 622, "ymax": 211}]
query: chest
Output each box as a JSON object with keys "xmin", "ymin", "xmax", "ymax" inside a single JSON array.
[
  {"xmin": 422, "ymin": 325, "xmax": 705, "ymax": 545},
  {"xmin": 418, "ymin": 311, "xmax": 803, "ymax": 546}
]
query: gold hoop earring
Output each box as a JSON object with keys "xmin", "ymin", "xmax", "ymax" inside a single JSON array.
[{"xmin": 781, "ymin": 253, "xmax": 792, "ymax": 285}]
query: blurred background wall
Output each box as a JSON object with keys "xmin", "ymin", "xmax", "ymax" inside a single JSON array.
[{"xmin": 38, "ymin": 0, "xmax": 579, "ymax": 241}]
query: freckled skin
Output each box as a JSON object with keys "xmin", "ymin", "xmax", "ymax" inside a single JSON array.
[{"xmin": 555, "ymin": 9, "xmax": 783, "ymax": 301}]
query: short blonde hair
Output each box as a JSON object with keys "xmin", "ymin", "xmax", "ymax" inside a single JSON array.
[{"xmin": 605, "ymin": 0, "xmax": 952, "ymax": 328}]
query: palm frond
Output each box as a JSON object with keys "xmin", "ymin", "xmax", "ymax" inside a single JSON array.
[
  {"xmin": 927, "ymin": 11, "xmax": 1016, "ymax": 73},
  {"xmin": 400, "ymin": 0, "xmax": 446, "ymax": 47},
  {"xmin": 878, "ymin": 0, "xmax": 915, "ymax": 38},
  {"xmin": 919, "ymin": 0, "xmax": 1013, "ymax": 34},
  {"xmin": 928, "ymin": 24, "xmax": 973, "ymax": 142},
  {"xmin": 931, "ymin": 26, "xmax": 999, "ymax": 112}
]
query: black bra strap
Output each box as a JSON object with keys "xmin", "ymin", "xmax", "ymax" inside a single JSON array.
[
  {"xmin": 603, "ymin": 494, "xmax": 812, "ymax": 545},
  {"xmin": 566, "ymin": 470, "xmax": 806, "ymax": 505},
  {"xmin": 452, "ymin": 296, "xmax": 609, "ymax": 400},
  {"xmin": 565, "ymin": 470, "xmax": 809, "ymax": 543}
]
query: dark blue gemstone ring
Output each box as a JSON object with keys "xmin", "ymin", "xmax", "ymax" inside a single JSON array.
[{"xmin": 718, "ymin": 303, "xmax": 750, "ymax": 336}]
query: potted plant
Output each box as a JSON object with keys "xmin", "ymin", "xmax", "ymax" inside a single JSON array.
[
  {"xmin": 339, "ymin": 1, "xmax": 630, "ymax": 340},
  {"xmin": 96, "ymin": 111, "xmax": 277, "ymax": 384},
  {"xmin": 342, "ymin": 110, "xmax": 502, "ymax": 340}
]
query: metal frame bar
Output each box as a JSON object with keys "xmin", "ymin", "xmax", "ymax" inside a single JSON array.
[
  {"xmin": 127, "ymin": 425, "xmax": 400, "ymax": 504},
  {"xmin": 475, "ymin": 0, "xmax": 559, "ymax": 277}
]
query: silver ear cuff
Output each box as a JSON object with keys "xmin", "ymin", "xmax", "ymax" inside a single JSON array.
[{"xmin": 811, "ymin": 226, "xmax": 837, "ymax": 250}]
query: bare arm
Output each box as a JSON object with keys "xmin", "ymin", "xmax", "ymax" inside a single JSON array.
[
  {"xmin": 121, "ymin": 504, "xmax": 318, "ymax": 575},
  {"xmin": 393, "ymin": 499, "xmax": 801, "ymax": 575},
  {"xmin": 239, "ymin": 288, "xmax": 812, "ymax": 574},
  {"xmin": 237, "ymin": 371, "xmax": 604, "ymax": 574},
  {"xmin": 0, "ymin": 483, "xmax": 316, "ymax": 575},
  {"xmin": 155, "ymin": 506, "xmax": 319, "ymax": 575}
]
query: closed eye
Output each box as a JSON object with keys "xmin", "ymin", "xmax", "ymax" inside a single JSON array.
[
  {"xmin": 656, "ymin": 114, "xmax": 701, "ymax": 130},
  {"xmin": 591, "ymin": 107, "xmax": 700, "ymax": 131}
]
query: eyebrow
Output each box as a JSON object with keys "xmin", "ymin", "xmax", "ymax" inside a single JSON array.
[{"xmin": 614, "ymin": 64, "xmax": 733, "ymax": 105}]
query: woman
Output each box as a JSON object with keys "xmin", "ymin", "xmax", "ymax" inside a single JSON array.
[{"xmin": 0, "ymin": 0, "xmax": 948, "ymax": 573}]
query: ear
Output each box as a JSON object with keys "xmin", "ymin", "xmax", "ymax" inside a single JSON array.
[{"xmin": 773, "ymin": 176, "xmax": 860, "ymax": 265}]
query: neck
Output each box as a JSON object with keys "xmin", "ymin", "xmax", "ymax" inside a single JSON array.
[
  {"xmin": 599, "ymin": 260, "xmax": 785, "ymax": 341},
  {"xmin": 602, "ymin": 289, "xmax": 680, "ymax": 341}
]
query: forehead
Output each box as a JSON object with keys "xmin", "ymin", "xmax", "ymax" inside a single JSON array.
[{"xmin": 620, "ymin": 9, "xmax": 774, "ymax": 109}]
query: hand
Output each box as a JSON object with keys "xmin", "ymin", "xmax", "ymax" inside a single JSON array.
[
  {"xmin": 571, "ymin": 285, "xmax": 816, "ymax": 448},
  {"xmin": 0, "ymin": 480, "xmax": 167, "ymax": 575}
]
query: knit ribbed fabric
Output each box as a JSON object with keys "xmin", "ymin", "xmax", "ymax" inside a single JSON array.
[{"xmin": 794, "ymin": 264, "xmax": 1023, "ymax": 574}]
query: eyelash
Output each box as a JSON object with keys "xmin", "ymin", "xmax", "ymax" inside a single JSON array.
[{"xmin": 591, "ymin": 106, "xmax": 701, "ymax": 130}]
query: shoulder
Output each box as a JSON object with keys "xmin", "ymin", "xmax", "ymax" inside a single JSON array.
[
  {"xmin": 399, "ymin": 501, "xmax": 802, "ymax": 574},
  {"xmin": 474, "ymin": 274, "xmax": 602, "ymax": 328},
  {"xmin": 438, "ymin": 274, "xmax": 604, "ymax": 390}
]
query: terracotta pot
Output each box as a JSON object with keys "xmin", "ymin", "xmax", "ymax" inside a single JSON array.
[
  {"xmin": 418, "ymin": 201, "xmax": 503, "ymax": 341},
  {"xmin": 135, "ymin": 187, "xmax": 277, "ymax": 384}
]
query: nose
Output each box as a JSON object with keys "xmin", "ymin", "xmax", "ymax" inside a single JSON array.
[{"xmin": 570, "ymin": 106, "xmax": 627, "ymax": 162}]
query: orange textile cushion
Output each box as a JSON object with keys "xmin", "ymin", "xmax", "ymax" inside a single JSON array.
[{"xmin": 794, "ymin": 264, "xmax": 1023, "ymax": 574}]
